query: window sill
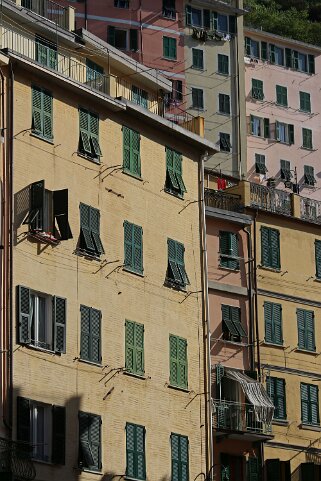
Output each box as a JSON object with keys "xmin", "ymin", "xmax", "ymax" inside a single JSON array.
[
  {"xmin": 78, "ymin": 358, "xmax": 103, "ymax": 368},
  {"xmin": 123, "ymin": 370, "xmax": 147, "ymax": 380},
  {"xmin": 168, "ymin": 384, "xmax": 189, "ymax": 393},
  {"xmin": 300, "ymin": 147, "xmax": 315, "ymax": 152},
  {"xmin": 122, "ymin": 169, "xmax": 143, "ymax": 181},
  {"xmin": 258, "ymin": 265, "xmax": 281, "ymax": 273},
  {"xmin": 123, "ymin": 267, "xmax": 144, "ymax": 278},
  {"xmin": 218, "ymin": 265, "xmax": 240, "ymax": 273},
  {"xmin": 295, "ymin": 348, "xmax": 317, "ymax": 355},
  {"xmin": 125, "ymin": 477, "xmax": 146, "ymax": 481},
  {"xmin": 30, "ymin": 132, "xmax": 54, "ymax": 145},
  {"xmin": 216, "ymin": 71, "xmax": 230, "ymax": 77},
  {"xmin": 28, "ymin": 231, "xmax": 60, "ymax": 245},
  {"xmin": 275, "ymin": 103, "xmax": 288, "ymax": 109},
  {"xmin": 164, "ymin": 187, "xmax": 184, "ymax": 200},
  {"xmin": 262, "ymin": 341, "xmax": 285, "ymax": 349},
  {"xmin": 299, "ymin": 423, "xmax": 321, "ymax": 432},
  {"xmin": 75, "ymin": 248, "xmax": 102, "ymax": 261},
  {"xmin": 314, "ymin": 277, "xmax": 321, "ymax": 283},
  {"xmin": 219, "ymin": 149, "xmax": 231, "ymax": 154},
  {"xmin": 77, "ymin": 151, "xmax": 101, "ymax": 164},
  {"xmin": 272, "ymin": 419, "xmax": 289, "ymax": 426},
  {"xmin": 164, "ymin": 279, "xmax": 187, "ymax": 292},
  {"xmin": 22, "ymin": 343, "xmax": 58, "ymax": 355},
  {"xmin": 80, "ymin": 468, "xmax": 102, "ymax": 475},
  {"xmin": 299, "ymin": 109, "xmax": 312, "ymax": 115},
  {"xmin": 191, "ymin": 66, "xmax": 206, "ymax": 72},
  {"xmin": 217, "ymin": 111, "xmax": 231, "ymax": 117},
  {"xmin": 221, "ymin": 339, "xmax": 248, "ymax": 347},
  {"xmin": 190, "ymin": 106, "xmax": 206, "ymax": 112},
  {"xmin": 162, "ymin": 57, "xmax": 177, "ymax": 62}
]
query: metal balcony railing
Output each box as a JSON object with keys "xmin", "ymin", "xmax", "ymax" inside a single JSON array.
[
  {"xmin": 0, "ymin": 437, "xmax": 36, "ymax": 480},
  {"xmin": 212, "ymin": 399, "xmax": 272, "ymax": 435},
  {"xmin": 204, "ymin": 188, "xmax": 243, "ymax": 212},
  {"xmin": 20, "ymin": 0, "xmax": 69, "ymax": 30},
  {"xmin": 300, "ymin": 197, "xmax": 321, "ymax": 224},
  {"xmin": 250, "ymin": 183, "xmax": 292, "ymax": 216}
]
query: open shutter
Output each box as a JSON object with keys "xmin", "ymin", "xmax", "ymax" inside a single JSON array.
[
  {"xmin": 310, "ymin": 385, "xmax": 319, "ymax": 425},
  {"xmin": 53, "ymin": 296, "xmax": 66, "ymax": 353},
  {"xmin": 79, "ymin": 412, "xmax": 94, "ymax": 468},
  {"xmin": 266, "ymin": 459, "xmax": 280, "ymax": 481},
  {"xmin": 171, "ymin": 434, "xmax": 180, "ymax": 481},
  {"xmin": 315, "ymin": 240, "xmax": 321, "ymax": 279},
  {"xmin": 133, "ymin": 225, "xmax": 143, "ymax": 274},
  {"xmin": 176, "ymin": 241, "xmax": 189, "ymax": 286},
  {"xmin": 177, "ymin": 337, "xmax": 187, "ymax": 388},
  {"xmin": 80, "ymin": 203, "xmax": 95, "ymax": 252},
  {"xmin": 126, "ymin": 423, "xmax": 136, "ymax": 478},
  {"xmin": 166, "ymin": 148, "xmax": 179, "ymax": 190},
  {"xmin": 168, "ymin": 239, "xmax": 182, "ymax": 284},
  {"xmin": 53, "ymin": 189, "xmax": 72, "ymax": 240},
  {"xmin": 222, "ymin": 304, "xmax": 239, "ymax": 338},
  {"xmin": 107, "ymin": 26, "xmax": 116, "ymax": 46},
  {"xmin": 136, "ymin": 425, "xmax": 146, "ymax": 480},
  {"xmin": 293, "ymin": 50, "xmax": 299, "ymax": 69},
  {"xmin": 52, "ymin": 405, "xmax": 66, "ymax": 464},
  {"xmin": 135, "ymin": 323, "xmax": 144, "ymax": 375},
  {"xmin": 17, "ymin": 396, "xmax": 31, "ymax": 443},
  {"xmin": 29, "ymin": 180, "xmax": 45, "ymax": 231},
  {"xmin": 90, "ymin": 208, "xmax": 104, "ymax": 255},
  {"xmin": 297, "ymin": 309, "xmax": 306, "ymax": 349},
  {"xmin": 89, "ymin": 414, "xmax": 101, "ymax": 470},
  {"xmin": 130, "ymin": 29, "xmax": 138, "ymax": 51},
  {"xmin": 89, "ymin": 113, "xmax": 102, "ymax": 158},
  {"xmin": 174, "ymin": 151, "xmax": 186, "ymax": 194},
  {"xmin": 231, "ymin": 306, "xmax": 246, "ymax": 337},
  {"xmin": 301, "ymin": 464, "xmax": 315, "ymax": 480},
  {"xmin": 32, "ymin": 86, "xmax": 43, "ymax": 134},
  {"xmin": 219, "ymin": 231, "xmax": 230, "ymax": 268},
  {"xmin": 125, "ymin": 320, "xmax": 135, "ymax": 372},
  {"xmin": 221, "ymin": 453, "xmax": 230, "ymax": 481},
  {"xmin": 80, "ymin": 305, "xmax": 91, "ymax": 361},
  {"xmin": 17, "ymin": 285, "xmax": 31, "ymax": 344},
  {"xmin": 90, "ymin": 308, "xmax": 101, "ymax": 363},
  {"xmin": 229, "ymin": 15, "xmax": 236, "ymax": 34},
  {"xmin": 288, "ymin": 124, "xmax": 294, "ymax": 145},
  {"xmin": 308, "ymin": 55, "xmax": 315, "ymax": 74},
  {"xmin": 43, "ymin": 90, "xmax": 53, "ymax": 140},
  {"xmin": 124, "ymin": 221, "xmax": 133, "ymax": 269},
  {"xmin": 301, "ymin": 383, "xmax": 309, "ymax": 423},
  {"xmin": 79, "ymin": 109, "xmax": 92, "ymax": 155},
  {"xmin": 123, "ymin": 126, "xmax": 131, "ymax": 171},
  {"xmin": 170, "ymin": 335, "xmax": 178, "ymax": 386}
]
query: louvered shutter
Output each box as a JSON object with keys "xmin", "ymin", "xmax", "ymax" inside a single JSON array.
[
  {"xmin": 17, "ymin": 396, "xmax": 31, "ymax": 443},
  {"xmin": 308, "ymin": 55, "xmax": 315, "ymax": 74},
  {"xmin": 166, "ymin": 148, "xmax": 179, "ymax": 190},
  {"xmin": 222, "ymin": 304, "xmax": 238, "ymax": 337},
  {"xmin": 43, "ymin": 90, "xmax": 53, "ymax": 140},
  {"xmin": 266, "ymin": 459, "xmax": 280, "ymax": 481},
  {"xmin": 247, "ymin": 457, "xmax": 260, "ymax": 481},
  {"xmin": 17, "ymin": 285, "xmax": 31, "ymax": 344},
  {"xmin": 126, "ymin": 423, "xmax": 136, "ymax": 478},
  {"xmin": 276, "ymin": 85, "xmax": 282, "ymax": 105},
  {"xmin": 285, "ymin": 48, "xmax": 292, "ymax": 67},
  {"xmin": 275, "ymin": 378, "xmax": 286, "ymax": 419},
  {"xmin": 131, "ymin": 130, "xmax": 141, "ymax": 176},
  {"xmin": 90, "ymin": 208, "xmax": 104, "ymax": 255},
  {"xmin": 135, "ymin": 323, "xmax": 144, "ymax": 375},
  {"xmin": 263, "ymin": 118, "xmax": 270, "ymax": 138},
  {"xmin": 273, "ymin": 303, "xmax": 283, "ymax": 345},
  {"xmin": 178, "ymin": 337, "xmax": 188, "ymax": 389},
  {"xmin": 203, "ymin": 9, "xmax": 210, "ymax": 29},
  {"xmin": 180, "ymin": 435, "xmax": 189, "ymax": 481},
  {"xmin": 32, "ymin": 86, "xmax": 42, "ymax": 134},
  {"xmin": 133, "ymin": 225, "xmax": 143, "ymax": 274},
  {"xmin": 136, "ymin": 425, "xmax": 146, "ymax": 480},
  {"xmin": 219, "ymin": 231, "xmax": 230, "ymax": 268},
  {"xmin": 174, "ymin": 151, "xmax": 186, "ymax": 194},
  {"xmin": 89, "ymin": 113, "xmax": 102, "ymax": 158},
  {"xmin": 261, "ymin": 227, "xmax": 270, "ymax": 267},
  {"xmin": 30, "ymin": 180, "xmax": 45, "ymax": 231},
  {"xmin": 170, "ymin": 335, "xmax": 178, "ymax": 386},
  {"xmin": 89, "ymin": 415, "xmax": 101, "ymax": 470},
  {"xmin": 316, "ymin": 241, "xmax": 321, "ymax": 279},
  {"xmin": 79, "ymin": 412, "xmax": 94, "ymax": 468},
  {"xmin": 231, "ymin": 306, "xmax": 246, "ymax": 337},
  {"xmin": 124, "ymin": 221, "xmax": 133, "ymax": 270},
  {"xmin": 261, "ymin": 42, "xmax": 267, "ymax": 60},
  {"xmin": 79, "ymin": 109, "xmax": 92, "ymax": 155},
  {"xmin": 80, "ymin": 203, "xmax": 95, "ymax": 252},
  {"xmin": 53, "ymin": 189, "xmax": 72, "ymax": 240},
  {"xmin": 53, "ymin": 296, "xmax": 66, "ymax": 353},
  {"xmin": 90, "ymin": 308, "xmax": 101, "ymax": 363},
  {"xmin": 309, "ymin": 385, "xmax": 319, "ymax": 425},
  {"xmin": 80, "ymin": 305, "xmax": 91, "ymax": 361},
  {"xmin": 171, "ymin": 434, "xmax": 180, "ymax": 481},
  {"xmin": 305, "ymin": 310, "xmax": 315, "ymax": 351},
  {"xmin": 123, "ymin": 126, "xmax": 131, "ymax": 171},
  {"xmin": 266, "ymin": 377, "xmax": 274, "ymax": 405},
  {"xmin": 163, "ymin": 36, "xmax": 169, "ymax": 57},
  {"xmin": 176, "ymin": 241, "xmax": 188, "ymax": 286},
  {"xmin": 221, "ymin": 453, "xmax": 230, "ymax": 481},
  {"xmin": 297, "ymin": 309, "xmax": 306, "ymax": 349},
  {"xmin": 301, "ymin": 463, "xmax": 315, "ymax": 480},
  {"xmin": 125, "ymin": 321, "xmax": 135, "ymax": 372},
  {"xmin": 52, "ymin": 405, "xmax": 66, "ymax": 464},
  {"xmin": 107, "ymin": 26, "xmax": 116, "ymax": 46},
  {"xmin": 288, "ymin": 124, "xmax": 294, "ymax": 145},
  {"xmin": 301, "ymin": 383, "xmax": 309, "ymax": 423},
  {"xmin": 168, "ymin": 239, "xmax": 181, "ymax": 284},
  {"xmin": 264, "ymin": 302, "xmax": 273, "ymax": 343},
  {"xmin": 270, "ymin": 229, "xmax": 280, "ymax": 269},
  {"xmin": 229, "ymin": 233, "xmax": 239, "ymax": 270}
]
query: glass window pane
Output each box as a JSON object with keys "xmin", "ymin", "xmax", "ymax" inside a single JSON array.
[
  {"xmin": 217, "ymin": 14, "xmax": 228, "ymax": 33},
  {"xmin": 275, "ymin": 47, "xmax": 284, "ymax": 66},
  {"xmin": 191, "ymin": 8, "xmax": 202, "ymax": 26},
  {"xmin": 115, "ymin": 29, "xmax": 127, "ymax": 49}
]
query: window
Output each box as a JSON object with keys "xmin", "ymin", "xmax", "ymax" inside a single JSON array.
[
  {"xmin": 132, "ymin": 85, "xmax": 148, "ymax": 109},
  {"xmin": 304, "ymin": 165, "xmax": 316, "ymax": 186},
  {"xmin": 35, "ymin": 35, "xmax": 57, "ymax": 69},
  {"xmin": 280, "ymin": 160, "xmax": 291, "ymax": 181},
  {"xmin": 245, "ymin": 37, "xmax": 260, "ymax": 58},
  {"xmin": 219, "ymin": 133, "xmax": 231, "ymax": 153},
  {"xmin": 79, "ymin": 412, "xmax": 101, "ymax": 471},
  {"xmin": 266, "ymin": 460, "xmax": 291, "ymax": 481},
  {"xmin": 107, "ymin": 26, "xmax": 138, "ymax": 52},
  {"xmin": 171, "ymin": 434, "xmax": 189, "ymax": 481},
  {"xmin": 274, "ymin": 46, "xmax": 284, "ymax": 65},
  {"xmin": 297, "ymin": 308, "xmax": 315, "ymax": 352},
  {"xmin": 261, "ymin": 227, "xmax": 280, "ymax": 269},
  {"xmin": 186, "ymin": 6, "xmax": 235, "ymax": 33},
  {"xmin": 219, "ymin": 231, "xmax": 239, "ymax": 270},
  {"xmin": 264, "ymin": 302, "xmax": 283, "ymax": 345},
  {"xmin": 17, "ymin": 396, "xmax": 65, "ymax": 464},
  {"xmin": 114, "ymin": 0, "xmax": 129, "ymax": 7},
  {"xmin": 80, "ymin": 305, "xmax": 102, "ymax": 363},
  {"xmin": 192, "ymin": 48, "xmax": 204, "ymax": 69},
  {"xmin": 17, "ymin": 285, "xmax": 66, "ymax": 353},
  {"xmin": 301, "ymin": 383, "xmax": 319, "ymax": 425},
  {"xmin": 275, "ymin": 121, "xmax": 294, "ymax": 144},
  {"xmin": 124, "ymin": 221, "xmax": 143, "ymax": 275},
  {"xmin": 251, "ymin": 79, "xmax": 264, "ymax": 100},
  {"xmin": 185, "ymin": 5, "xmax": 202, "ymax": 27},
  {"xmin": 126, "ymin": 423, "xmax": 146, "ymax": 480},
  {"xmin": 123, "ymin": 126, "xmax": 141, "ymax": 177},
  {"xmin": 247, "ymin": 458, "xmax": 260, "ymax": 481},
  {"xmin": 22, "ymin": 180, "xmax": 72, "ymax": 241},
  {"xmin": 255, "ymin": 154, "xmax": 267, "ymax": 174},
  {"xmin": 165, "ymin": 148, "xmax": 186, "ymax": 197},
  {"xmin": 300, "ymin": 92, "xmax": 311, "ymax": 113},
  {"xmin": 163, "ymin": 36, "xmax": 177, "ymax": 60},
  {"xmin": 302, "ymin": 129, "xmax": 313, "ymax": 150},
  {"xmin": 218, "ymin": 94, "xmax": 230, "ymax": 115},
  {"xmin": 163, "ymin": 0, "xmax": 176, "ymax": 19},
  {"xmin": 167, "ymin": 239, "xmax": 189, "ymax": 289},
  {"xmin": 218, "ymin": 54, "xmax": 229, "ymax": 75},
  {"xmin": 191, "ymin": 88, "xmax": 204, "ymax": 110},
  {"xmin": 266, "ymin": 377, "xmax": 286, "ymax": 420},
  {"xmin": 315, "ymin": 240, "xmax": 321, "ymax": 279},
  {"xmin": 78, "ymin": 108, "xmax": 102, "ymax": 161},
  {"xmin": 221, "ymin": 304, "xmax": 247, "ymax": 342},
  {"xmin": 32, "ymin": 86, "xmax": 53, "ymax": 141},
  {"xmin": 276, "ymin": 85, "xmax": 288, "ymax": 107},
  {"xmin": 79, "ymin": 203, "xmax": 104, "ymax": 257},
  {"xmin": 250, "ymin": 115, "xmax": 270, "ymax": 138},
  {"xmin": 169, "ymin": 335, "xmax": 188, "ymax": 389},
  {"xmin": 125, "ymin": 320, "xmax": 144, "ymax": 375}
]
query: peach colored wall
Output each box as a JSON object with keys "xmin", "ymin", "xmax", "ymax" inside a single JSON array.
[
  {"xmin": 245, "ymin": 30, "xmax": 321, "ymax": 201},
  {"xmin": 213, "ymin": 438, "xmax": 259, "ymax": 481}
]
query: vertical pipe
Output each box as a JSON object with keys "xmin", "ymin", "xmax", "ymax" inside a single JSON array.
[
  {"xmin": 243, "ymin": 226, "xmax": 254, "ymax": 371},
  {"xmin": 253, "ymin": 212, "xmax": 261, "ymax": 380}
]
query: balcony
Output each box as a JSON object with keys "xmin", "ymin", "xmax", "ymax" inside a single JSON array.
[
  {"xmin": 212, "ymin": 399, "xmax": 272, "ymax": 439},
  {"xmin": 204, "ymin": 188, "xmax": 243, "ymax": 212},
  {"xmin": 300, "ymin": 197, "xmax": 321, "ymax": 225},
  {"xmin": 250, "ymin": 183, "xmax": 292, "ymax": 216},
  {"xmin": 0, "ymin": 437, "xmax": 36, "ymax": 481},
  {"xmin": 14, "ymin": 0, "xmax": 74, "ymax": 31}
]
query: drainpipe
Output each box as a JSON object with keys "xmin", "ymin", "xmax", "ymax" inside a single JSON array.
[
  {"xmin": 253, "ymin": 211, "xmax": 261, "ymax": 381},
  {"xmin": 139, "ymin": 0, "xmax": 143, "ymax": 64},
  {"xmin": 84, "ymin": 0, "xmax": 88, "ymax": 30},
  {"xmin": 200, "ymin": 152, "xmax": 214, "ymax": 481},
  {"xmin": 243, "ymin": 226, "xmax": 255, "ymax": 372}
]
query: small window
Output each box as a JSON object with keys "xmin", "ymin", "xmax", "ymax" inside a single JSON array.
[
  {"xmin": 219, "ymin": 133, "xmax": 231, "ymax": 152},
  {"xmin": 112, "ymin": 28, "xmax": 127, "ymax": 49},
  {"xmin": 123, "ymin": 126, "xmax": 141, "ymax": 177},
  {"xmin": 165, "ymin": 147, "xmax": 186, "ymax": 197},
  {"xmin": 80, "ymin": 305, "xmax": 102, "ymax": 363},
  {"xmin": 315, "ymin": 240, "xmax": 321, "ymax": 279},
  {"xmin": 114, "ymin": 0, "xmax": 129, "ymax": 7},
  {"xmin": 301, "ymin": 383, "xmax": 319, "ymax": 425},
  {"xmin": 191, "ymin": 88, "xmax": 204, "ymax": 110},
  {"xmin": 255, "ymin": 154, "xmax": 267, "ymax": 174},
  {"xmin": 163, "ymin": 36, "xmax": 177, "ymax": 60},
  {"xmin": 304, "ymin": 165, "xmax": 316, "ymax": 186},
  {"xmin": 107, "ymin": 26, "xmax": 138, "ymax": 51},
  {"xmin": 126, "ymin": 423, "xmax": 146, "ymax": 480},
  {"xmin": 264, "ymin": 301, "xmax": 283, "ymax": 345},
  {"xmin": 132, "ymin": 85, "xmax": 148, "ymax": 108},
  {"xmin": 219, "ymin": 231, "xmax": 239, "ymax": 270},
  {"xmin": 280, "ymin": 160, "xmax": 292, "ymax": 181},
  {"xmin": 17, "ymin": 285, "xmax": 66, "ymax": 353},
  {"xmin": 17, "ymin": 396, "xmax": 65, "ymax": 464},
  {"xmin": 274, "ymin": 46, "xmax": 284, "ymax": 66},
  {"xmin": 192, "ymin": 48, "xmax": 204, "ymax": 69},
  {"xmin": 79, "ymin": 203, "xmax": 104, "ymax": 257},
  {"xmin": 125, "ymin": 320, "xmax": 144, "ymax": 375},
  {"xmin": 275, "ymin": 121, "xmax": 294, "ymax": 145},
  {"xmin": 124, "ymin": 221, "xmax": 143, "ymax": 275},
  {"xmin": 276, "ymin": 85, "xmax": 288, "ymax": 107},
  {"xmin": 302, "ymin": 129, "xmax": 313, "ymax": 150},
  {"xmin": 266, "ymin": 377, "xmax": 286, "ymax": 420},
  {"xmin": 79, "ymin": 412, "xmax": 101, "ymax": 471},
  {"xmin": 35, "ymin": 35, "xmax": 57, "ymax": 69},
  {"xmin": 163, "ymin": 0, "xmax": 176, "ymax": 19},
  {"xmin": 221, "ymin": 304, "xmax": 247, "ymax": 342},
  {"xmin": 166, "ymin": 238, "xmax": 189, "ymax": 289},
  {"xmin": 250, "ymin": 115, "xmax": 270, "ymax": 138},
  {"xmin": 218, "ymin": 93, "xmax": 230, "ymax": 115},
  {"xmin": 32, "ymin": 86, "xmax": 53, "ymax": 141},
  {"xmin": 169, "ymin": 335, "xmax": 188, "ymax": 388},
  {"xmin": 299, "ymin": 91, "xmax": 311, "ymax": 113},
  {"xmin": 245, "ymin": 37, "xmax": 259, "ymax": 58},
  {"xmin": 298, "ymin": 52, "xmax": 307, "ymax": 72},
  {"xmin": 218, "ymin": 54, "xmax": 229, "ymax": 75},
  {"xmin": 167, "ymin": 80, "xmax": 183, "ymax": 102},
  {"xmin": 185, "ymin": 5, "xmax": 202, "ymax": 27},
  {"xmin": 171, "ymin": 434, "xmax": 189, "ymax": 481},
  {"xmin": 261, "ymin": 226, "xmax": 280, "ymax": 269},
  {"xmin": 251, "ymin": 79, "xmax": 264, "ymax": 100},
  {"xmin": 78, "ymin": 108, "xmax": 102, "ymax": 162},
  {"xmin": 297, "ymin": 308, "xmax": 315, "ymax": 352}
]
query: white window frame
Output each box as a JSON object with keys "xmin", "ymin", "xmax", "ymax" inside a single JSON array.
[
  {"xmin": 31, "ymin": 401, "xmax": 52, "ymax": 462},
  {"xmin": 189, "ymin": 6, "xmax": 203, "ymax": 27},
  {"xmin": 252, "ymin": 116, "xmax": 264, "ymax": 138},
  {"xmin": 30, "ymin": 290, "xmax": 52, "ymax": 351},
  {"xmin": 274, "ymin": 46, "xmax": 284, "ymax": 66},
  {"xmin": 217, "ymin": 13, "xmax": 229, "ymax": 34},
  {"xmin": 277, "ymin": 122, "xmax": 289, "ymax": 144}
]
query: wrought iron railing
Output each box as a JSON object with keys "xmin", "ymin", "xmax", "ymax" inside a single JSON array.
[
  {"xmin": 250, "ymin": 183, "xmax": 292, "ymax": 216},
  {"xmin": 204, "ymin": 188, "xmax": 243, "ymax": 212},
  {"xmin": 212, "ymin": 400, "xmax": 272, "ymax": 435},
  {"xmin": 0, "ymin": 437, "xmax": 36, "ymax": 480},
  {"xmin": 300, "ymin": 197, "xmax": 321, "ymax": 224},
  {"xmin": 20, "ymin": 0, "xmax": 69, "ymax": 30}
]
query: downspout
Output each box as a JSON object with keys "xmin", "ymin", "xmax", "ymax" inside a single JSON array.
[
  {"xmin": 243, "ymin": 226, "xmax": 254, "ymax": 372},
  {"xmin": 200, "ymin": 152, "xmax": 213, "ymax": 481},
  {"xmin": 139, "ymin": 0, "xmax": 143, "ymax": 64},
  {"xmin": 253, "ymin": 211, "xmax": 261, "ymax": 380},
  {"xmin": 84, "ymin": 0, "xmax": 88, "ymax": 30}
]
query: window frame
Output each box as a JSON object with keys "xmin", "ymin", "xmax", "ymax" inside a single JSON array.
[
  {"xmin": 250, "ymin": 115, "xmax": 269, "ymax": 138},
  {"xmin": 219, "ymin": 132, "xmax": 231, "ymax": 153},
  {"xmin": 266, "ymin": 377, "xmax": 286, "ymax": 420},
  {"xmin": 192, "ymin": 48, "xmax": 204, "ymax": 70},
  {"xmin": 255, "ymin": 153, "xmax": 267, "ymax": 174},
  {"xmin": 218, "ymin": 93, "xmax": 230, "ymax": 115},
  {"xmin": 191, "ymin": 87, "xmax": 204, "ymax": 110},
  {"xmin": 217, "ymin": 54, "xmax": 229, "ymax": 75},
  {"xmin": 163, "ymin": 36, "xmax": 177, "ymax": 60},
  {"xmin": 251, "ymin": 79, "xmax": 264, "ymax": 101},
  {"xmin": 299, "ymin": 91, "xmax": 311, "ymax": 113}
]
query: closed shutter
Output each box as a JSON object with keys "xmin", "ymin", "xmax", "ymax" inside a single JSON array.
[
  {"xmin": 171, "ymin": 434, "xmax": 180, "ymax": 481},
  {"xmin": 52, "ymin": 405, "xmax": 66, "ymax": 464},
  {"xmin": 263, "ymin": 118, "xmax": 270, "ymax": 138},
  {"xmin": 89, "ymin": 414, "xmax": 102, "ymax": 470},
  {"xmin": 219, "ymin": 231, "xmax": 230, "ymax": 268},
  {"xmin": 305, "ymin": 310, "xmax": 315, "ymax": 351},
  {"xmin": 17, "ymin": 285, "xmax": 31, "ymax": 344},
  {"xmin": 275, "ymin": 378, "xmax": 286, "ymax": 419},
  {"xmin": 261, "ymin": 42, "xmax": 267, "ymax": 60},
  {"xmin": 266, "ymin": 459, "xmax": 280, "ymax": 481},
  {"xmin": 126, "ymin": 423, "xmax": 135, "ymax": 478},
  {"xmin": 79, "ymin": 203, "xmax": 95, "ymax": 252},
  {"xmin": 90, "ymin": 208, "xmax": 104, "ymax": 255},
  {"xmin": 177, "ymin": 337, "xmax": 188, "ymax": 388},
  {"xmin": 301, "ymin": 383, "xmax": 310, "ymax": 423},
  {"xmin": 43, "ymin": 90, "xmax": 53, "ymax": 140},
  {"xmin": 310, "ymin": 385, "xmax": 319, "ymax": 425},
  {"xmin": 273, "ymin": 303, "xmax": 283, "ymax": 345},
  {"xmin": 170, "ymin": 335, "xmax": 179, "ymax": 386},
  {"xmin": 17, "ymin": 396, "xmax": 31, "ymax": 443},
  {"xmin": 79, "ymin": 109, "xmax": 92, "ymax": 155},
  {"xmin": 261, "ymin": 227, "xmax": 271, "ymax": 267},
  {"xmin": 229, "ymin": 15, "xmax": 236, "ymax": 34},
  {"xmin": 80, "ymin": 305, "xmax": 91, "ymax": 361},
  {"xmin": 171, "ymin": 434, "xmax": 189, "ymax": 481},
  {"xmin": 130, "ymin": 29, "xmax": 138, "ymax": 51},
  {"xmin": 136, "ymin": 425, "xmax": 146, "ymax": 480},
  {"xmin": 266, "ymin": 377, "xmax": 274, "ymax": 405},
  {"xmin": 203, "ymin": 9, "xmax": 210, "ymax": 29},
  {"xmin": 133, "ymin": 225, "xmax": 143, "ymax": 274},
  {"xmin": 180, "ymin": 435, "xmax": 189, "ymax": 481},
  {"xmin": 247, "ymin": 457, "xmax": 260, "ymax": 481},
  {"xmin": 90, "ymin": 308, "xmax": 101, "ymax": 363},
  {"xmin": 125, "ymin": 320, "xmax": 135, "ymax": 372},
  {"xmin": 297, "ymin": 309, "xmax": 306, "ymax": 350},
  {"xmin": 32, "ymin": 86, "xmax": 43, "ymax": 134},
  {"xmin": 285, "ymin": 48, "xmax": 292, "ymax": 67},
  {"xmin": 230, "ymin": 232, "xmax": 239, "ymax": 270},
  {"xmin": 163, "ymin": 36, "xmax": 169, "ymax": 57},
  {"xmin": 288, "ymin": 124, "xmax": 295, "ymax": 145},
  {"xmin": 123, "ymin": 126, "xmax": 131, "ymax": 171},
  {"xmin": 124, "ymin": 221, "xmax": 133, "ymax": 270},
  {"xmin": 135, "ymin": 322, "xmax": 144, "ymax": 375},
  {"xmin": 308, "ymin": 55, "xmax": 315, "ymax": 74},
  {"xmin": 315, "ymin": 240, "xmax": 321, "ymax": 279},
  {"xmin": 264, "ymin": 302, "xmax": 273, "ymax": 343},
  {"xmin": 53, "ymin": 296, "xmax": 66, "ymax": 353},
  {"xmin": 270, "ymin": 229, "xmax": 280, "ymax": 269},
  {"xmin": 126, "ymin": 423, "xmax": 146, "ymax": 480}
]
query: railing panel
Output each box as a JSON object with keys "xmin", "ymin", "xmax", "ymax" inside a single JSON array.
[
  {"xmin": 250, "ymin": 183, "xmax": 292, "ymax": 216},
  {"xmin": 21, "ymin": 0, "xmax": 68, "ymax": 30},
  {"xmin": 204, "ymin": 188, "xmax": 242, "ymax": 212}
]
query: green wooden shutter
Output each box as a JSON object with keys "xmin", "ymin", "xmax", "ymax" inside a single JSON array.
[
  {"xmin": 168, "ymin": 239, "xmax": 183, "ymax": 284},
  {"xmin": 107, "ymin": 26, "xmax": 116, "ymax": 46},
  {"xmin": 163, "ymin": 36, "xmax": 169, "ymax": 57},
  {"xmin": 285, "ymin": 48, "xmax": 292, "ymax": 67},
  {"xmin": 17, "ymin": 396, "xmax": 31, "ymax": 444},
  {"xmin": 273, "ymin": 303, "xmax": 283, "ymax": 345},
  {"xmin": 43, "ymin": 90, "xmax": 53, "ymax": 139},
  {"xmin": 176, "ymin": 241, "xmax": 189, "ymax": 286},
  {"xmin": 301, "ymin": 383, "xmax": 310, "ymax": 423},
  {"xmin": 231, "ymin": 306, "xmax": 247, "ymax": 338},
  {"xmin": 90, "ymin": 207, "xmax": 104, "ymax": 255},
  {"xmin": 213, "ymin": 11, "xmax": 218, "ymax": 31},
  {"xmin": 229, "ymin": 15, "xmax": 236, "ymax": 34},
  {"xmin": 126, "ymin": 423, "xmax": 135, "ymax": 478},
  {"xmin": 125, "ymin": 320, "xmax": 135, "ymax": 372},
  {"xmin": 166, "ymin": 147, "xmax": 179, "ymax": 190},
  {"xmin": 177, "ymin": 337, "xmax": 188, "ymax": 388},
  {"xmin": 126, "ymin": 424, "xmax": 146, "ymax": 480},
  {"xmin": 261, "ymin": 227, "xmax": 270, "ymax": 267},
  {"xmin": 315, "ymin": 240, "xmax": 321, "ymax": 279},
  {"xmin": 230, "ymin": 232, "xmax": 239, "ymax": 270},
  {"xmin": 288, "ymin": 124, "xmax": 294, "ymax": 145},
  {"xmin": 136, "ymin": 425, "xmax": 146, "ymax": 480},
  {"xmin": 305, "ymin": 310, "xmax": 315, "ymax": 351},
  {"xmin": 266, "ymin": 376, "xmax": 274, "ymax": 404},
  {"xmin": 124, "ymin": 221, "xmax": 133, "ymax": 269},
  {"xmin": 130, "ymin": 29, "xmax": 138, "ymax": 51},
  {"xmin": 247, "ymin": 457, "xmax": 260, "ymax": 481},
  {"xmin": 123, "ymin": 126, "xmax": 131, "ymax": 171},
  {"xmin": 90, "ymin": 308, "xmax": 101, "ymax": 363},
  {"xmin": 80, "ymin": 203, "xmax": 95, "ymax": 252},
  {"xmin": 80, "ymin": 305, "xmax": 91, "ymax": 361},
  {"xmin": 261, "ymin": 42, "xmax": 267, "ymax": 60},
  {"xmin": 264, "ymin": 302, "xmax": 273, "ymax": 343},
  {"xmin": 171, "ymin": 434, "xmax": 180, "ymax": 481},
  {"xmin": 270, "ymin": 229, "xmax": 280, "ymax": 269},
  {"xmin": 219, "ymin": 231, "xmax": 229, "ymax": 268},
  {"xmin": 32, "ymin": 86, "xmax": 43, "ymax": 134},
  {"xmin": 310, "ymin": 385, "xmax": 319, "ymax": 425},
  {"xmin": 174, "ymin": 151, "xmax": 186, "ymax": 194},
  {"xmin": 266, "ymin": 459, "xmax": 280, "ymax": 481},
  {"xmin": 131, "ymin": 130, "xmax": 141, "ymax": 176},
  {"xmin": 17, "ymin": 285, "xmax": 31, "ymax": 344},
  {"xmin": 79, "ymin": 109, "xmax": 92, "ymax": 155},
  {"xmin": 222, "ymin": 304, "xmax": 239, "ymax": 338},
  {"xmin": 135, "ymin": 322, "xmax": 144, "ymax": 375},
  {"xmin": 170, "ymin": 335, "xmax": 179, "ymax": 386},
  {"xmin": 180, "ymin": 435, "xmax": 189, "ymax": 481},
  {"xmin": 293, "ymin": 50, "xmax": 299, "ymax": 69},
  {"xmin": 133, "ymin": 225, "xmax": 143, "ymax": 274},
  {"xmin": 52, "ymin": 405, "xmax": 66, "ymax": 464},
  {"xmin": 275, "ymin": 378, "xmax": 286, "ymax": 419},
  {"xmin": 170, "ymin": 38, "xmax": 177, "ymax": 59},
  {"xmin": 89, "ymin": 113, "xmax": 102, "ymax": 158},
  {"xmin": 308, "ymin": 54, "xmax": 315, "ymax": 74},
  {"xmin": 297, "ymin": 309, "xmax": 306, "ymax": 350},
  {"xmin": 89, "ymin": 414, "xmax": 101, "ymax": 470},
  {"xmin": 263, "ymin": 118, "xmax": 270, "ymax": 138},
  {"xmin": 53, "ymin": 296, "xmax": 66, "ymax": 353}
]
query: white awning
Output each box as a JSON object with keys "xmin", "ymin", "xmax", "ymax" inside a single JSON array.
[{"xmin": 225, "ymin": 368, "xmax": 274, "ymax": 424}]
